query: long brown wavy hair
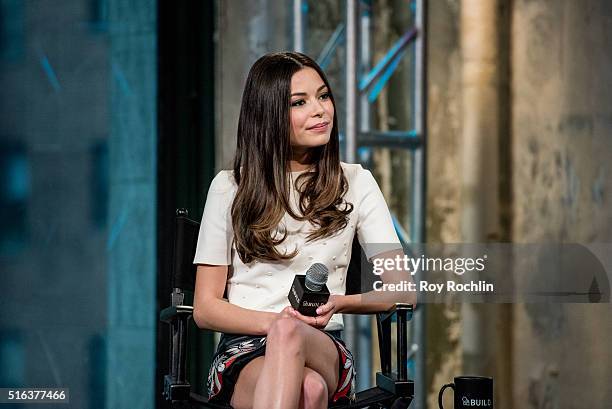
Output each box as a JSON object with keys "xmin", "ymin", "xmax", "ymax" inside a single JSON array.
[{"xmin": 231, "ymin": 52, "xmax": 353, "ymax": 264}]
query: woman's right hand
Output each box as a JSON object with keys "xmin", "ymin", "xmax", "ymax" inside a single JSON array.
[
  {"xmin": 278, "ymin": 306, "xmax": 297, "ymax": 319},
  {"xmin": 264, "ymin": 306, "xmax": 297, "ymax": 334}
]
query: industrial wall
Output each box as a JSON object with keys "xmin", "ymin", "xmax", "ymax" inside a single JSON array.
[
  {"xmin": 511, "ymin": 0, "xmax": 612, "ymax": 407},
  {"xmin": 213, "ymin": 1, "xmax": 611, "ymax": 407},
  {"xmin": 427, "ymin": 0, "xmax": 611, "ymax": 408}
]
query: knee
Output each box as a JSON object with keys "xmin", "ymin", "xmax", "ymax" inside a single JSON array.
[
  {"xmin": 302, "ymin": 372, "xmax": 328, "ymax": 408},
  {"xmin": 267, "ymin": 317, "xmax": 303, "ymax": 348}
]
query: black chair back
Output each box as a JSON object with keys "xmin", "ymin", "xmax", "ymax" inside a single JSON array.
[{"xmin": 172, "ymin": 210, "xmax": 200, "ymax": 292}]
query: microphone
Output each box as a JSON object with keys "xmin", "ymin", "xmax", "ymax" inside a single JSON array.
[{"xmin": 287, "ymin": 263, "xmax": 331, "ymax": 316}]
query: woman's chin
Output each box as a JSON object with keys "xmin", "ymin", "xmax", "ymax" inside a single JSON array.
[{"xmin": 297, "ymin": 134, "xmax": 331, "ymax": 148}]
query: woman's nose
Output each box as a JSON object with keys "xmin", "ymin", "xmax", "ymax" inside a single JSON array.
[{"xmin": 312, "ymin": 100, "xmax": 325, "ymax": 117}]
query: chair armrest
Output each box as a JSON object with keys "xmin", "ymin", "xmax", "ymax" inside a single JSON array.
[
  {"xmin": 159, "ymin": 304, "xmax": 194, "ymax": 401},
  {"xmin": 377, "ymin": 303, "xmax": 414, "ymax": 323},
  {"xmin": 160, "ymin": 305, "xmax": 194, "ymax": 323},
  {"xmin": 373, "ymin": 303, "xmax": 415, "ymax": 397}
]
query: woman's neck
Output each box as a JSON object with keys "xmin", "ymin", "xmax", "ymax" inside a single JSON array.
[
  {"xmin": 289, "ymin": 161, "xmax": 313, "ymax": 172},
  {"xmin": 289, "ymin": 148, "xmax": 315, "ymax": 172}
]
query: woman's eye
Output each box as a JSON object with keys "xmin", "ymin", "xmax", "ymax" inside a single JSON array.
[{"xmin": 291, "ymin": 93, "xmax": 329, "ymax": 107}]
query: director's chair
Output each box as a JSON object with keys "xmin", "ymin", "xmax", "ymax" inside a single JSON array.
[{"xmin": 160, "ymin": 209, "xmax": 415, "ymax": 408}]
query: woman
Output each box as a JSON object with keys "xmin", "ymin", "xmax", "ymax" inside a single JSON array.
[{"xmin": 193, "ymin": 52, "xmax": 412, "ymax": 409}]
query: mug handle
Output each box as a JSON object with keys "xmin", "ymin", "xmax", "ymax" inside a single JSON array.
[{"xmin": 438, "ymin": 383, "xmax": 455, "ymax": 409}]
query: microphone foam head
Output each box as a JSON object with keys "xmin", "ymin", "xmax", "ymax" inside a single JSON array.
[{"xmin": 305, "ymin": 263, "xmax": 329, "ymax": 292}]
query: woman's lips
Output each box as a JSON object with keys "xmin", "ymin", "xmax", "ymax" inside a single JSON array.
[{"xmin": 307, "ymin": 122, "xmax": 329, "ymax": 132}]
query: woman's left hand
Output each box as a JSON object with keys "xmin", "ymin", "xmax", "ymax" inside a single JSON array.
[{"xmin": 291, "ymin": 294, "xmax": 343, "ymax": 329}]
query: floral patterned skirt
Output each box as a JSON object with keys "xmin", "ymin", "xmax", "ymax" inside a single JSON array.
[{"xmin": 206, "ymin": 329, "xmax": 357, "ymax": 405}]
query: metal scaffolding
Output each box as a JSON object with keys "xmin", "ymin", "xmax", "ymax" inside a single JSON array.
[{"xmin": 292, "ymin": 0, "xmax": 427, "ymax": 408}]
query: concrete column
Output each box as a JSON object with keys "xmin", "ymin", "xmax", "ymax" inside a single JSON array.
[
  {"xmin": 460, "ymin": 0, "xmax": 500, "ymax": 242},
  {"xmin": 460, "ymin": 0, "xmax": 501, "ymax": 380}
]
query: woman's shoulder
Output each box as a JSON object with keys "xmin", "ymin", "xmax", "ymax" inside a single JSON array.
[
  {"xmin": 339, "ymin": 162, "xmax": 383, "ymax": 204},
  {"xmin": 340, "ymin": 161, "xmax": 375, "ymax": 184},
  {"xmin": 209, "ymin": 169, "xmax": 238, "ymax": 194},
  {"xmin": 339, "ymin": 161, "xmax": 365, "ymax": 178}
]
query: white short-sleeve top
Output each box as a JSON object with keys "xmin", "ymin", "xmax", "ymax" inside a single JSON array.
[{"xmin": 193, "ymin": 161, "xmax": 402, "ymax": 331}]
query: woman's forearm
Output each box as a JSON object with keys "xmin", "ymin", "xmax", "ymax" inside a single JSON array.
[
  {"xmin": 194, "ymin": 297, "xmax": 278, "ymax": 336},
  {"xmin": 336, "ymin": 293, "xmax": 393, "ymax": 314},
  {"xmin": 337, "ymin": 290, "xmax": 416, "ymax": 314}
]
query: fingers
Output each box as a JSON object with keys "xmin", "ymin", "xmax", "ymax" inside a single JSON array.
[
  {"xmin": 279, "ymin": 306, "xmax": 335, "ymax": 329},
  {"xmin": 316, "ymin": 301, "xmax": 335, "ymax": 315},
  {"xmin": 294, "ymin": 309, "xmax": 335, "ymax": 329},
  {"xmin": 292, "ymin": 309, "xmax": 319, "ymax": 327}
]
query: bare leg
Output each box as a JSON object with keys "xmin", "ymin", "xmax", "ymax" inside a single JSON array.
[
  {"xmin": 230, "ymin": 356, "xmax": 265, "ymax": 409},
  {"xmin": 252, "ymin": 317, "xmax": 339, "ymax": 409},
  {"xmin": 298, "ymin": 368, "xmax": 329, "ymax": 409},
  {"xmin": 231, "ymin": 359, "xmax": 330, "ymax": 409}
]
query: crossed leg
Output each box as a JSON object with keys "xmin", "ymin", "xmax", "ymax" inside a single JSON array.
[{"xmin": 229, "ymin": 317, "xmax": 340, "ymax": 409}]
